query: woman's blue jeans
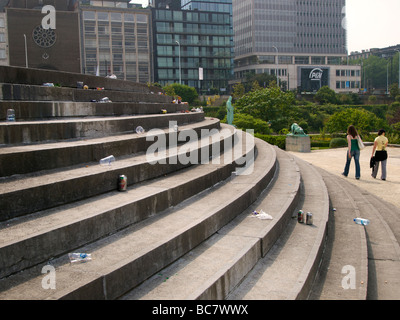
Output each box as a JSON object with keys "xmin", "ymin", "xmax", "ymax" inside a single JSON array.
[{"xmin": 343, "ymin": 149, "xmax": 360, "ymax": 178}]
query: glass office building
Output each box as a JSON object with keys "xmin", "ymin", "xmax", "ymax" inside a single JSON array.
[
  {"xmin": 181, "ymin": 0, "xmax": 232, "ymax": 15},
  {"xmin": 232, "ymin": 0, "xmax": 361, "ymax": 92},
  {"xmin": 152, "ymin": 7, "xmax": 234, "ymax": 93}
]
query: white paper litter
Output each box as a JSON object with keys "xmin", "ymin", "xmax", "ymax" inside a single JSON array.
[{"xmin": 250, "ymin": 210, "xmax": 273, "ymax": 220}]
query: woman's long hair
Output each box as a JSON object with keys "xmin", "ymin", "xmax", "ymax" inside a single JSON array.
[{"xmin": 347, "ymin": 125, "xmax": 358, "ymax": 138}]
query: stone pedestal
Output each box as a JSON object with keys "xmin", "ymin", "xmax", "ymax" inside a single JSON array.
[{"xmin": 286, "ymin": 135, "xmax": 311, "ymax": 153}]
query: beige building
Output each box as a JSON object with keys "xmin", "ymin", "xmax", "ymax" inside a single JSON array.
[{"xmin": 79, "ymin": 1, "xmax": 152, "ymax": 83}]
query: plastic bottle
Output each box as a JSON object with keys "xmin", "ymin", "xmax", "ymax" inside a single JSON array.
[
  {"xmin": 99, "ymin": 155, "xmax": 115, "ymax": 166},
  {"xmin": 6, "ymin": 109, "xmax": 15, "ymax": 122},
  {"xmin": 354, "ymin": 218, "xmax": 370, "ymax": 226},
  {"xmin": 68, "ymin": 252, "xmax": 92, "ymax": 263},
  {"xmin": 136, "ymin": 126, "xmax": 145, "ymax": 134}
]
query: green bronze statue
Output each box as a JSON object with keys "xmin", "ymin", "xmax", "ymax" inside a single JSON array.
[
  {"xmin": 288, "ymin": 123, "xmax": 307, "ymax": 136},
  {"xmin": 226, "ymin": 96, "xmax": 234, "ymax": 125}
]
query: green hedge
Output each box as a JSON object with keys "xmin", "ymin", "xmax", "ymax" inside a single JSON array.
[
  {"xmin": 255, "ymin": 134, "xmax": 286, "ymax": 149},
  {"xmin": 329, "ymin": 137, "xmax": 348, "ymax": 148}
]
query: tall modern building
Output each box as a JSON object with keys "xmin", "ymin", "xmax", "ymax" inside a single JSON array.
[
  {"xmin": 232, "ymin": 0, "xmax": 361, "ymax": 93},
  {"xmin": 151, "ymin": 0, "xmax": 234, "ymax": 93},
  {"xmin": 181, "ymin": 0, "xmax": 232, "ymax": 15}
]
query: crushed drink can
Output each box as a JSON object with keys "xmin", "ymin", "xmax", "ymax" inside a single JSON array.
[
  {"xmin": 306, "ymin": 212, "xmax": 313, "ymax": 225},
  {"xmin": 118, "ymin": 175, "xmax": 127, "ymax": 191},
  {"xmin": 297, "ymin": 210, "xmax": 304, "ymax": 223}
]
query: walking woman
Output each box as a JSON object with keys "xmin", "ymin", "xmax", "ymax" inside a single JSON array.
[
  {"xmin": 371, "ymin": 129, "xmax": 389, "ymax": 180},
  {"xmin": 342, "ymin": 125, "xmax": 363, "ymax": 179}
]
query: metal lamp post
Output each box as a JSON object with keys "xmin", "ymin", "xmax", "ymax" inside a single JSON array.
[
  {"xmin": 23, "ymin": 34, "xmax": 28, "ymax": 68},
  {"xmin": 175, "ymin": 40, "xmax": 181, "ymax": 84},
  {"xmin": 272, "ymin": 46, "xmax": 278, "ymax": 86}
]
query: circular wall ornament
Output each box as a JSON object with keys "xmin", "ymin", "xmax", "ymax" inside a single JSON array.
[{"xmin": 32, "ymin": 25, "xmax": 57, "ymax": 48}]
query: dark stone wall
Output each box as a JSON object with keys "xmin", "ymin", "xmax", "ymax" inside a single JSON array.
[{"xmin": 6, "ymin": 8, "xmax": 81, "ymax": 73}]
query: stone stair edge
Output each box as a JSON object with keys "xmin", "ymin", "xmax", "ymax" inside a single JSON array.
[
  {"xmin": 307, "ymin": 167, "xmax": 369, "ymax": 300},
  {"xmin": 161, "ymin": 147, "xmax": 298, "ymax": 300},
  {"xmin": 0, "ymin": 100, "xmax": 188, "ymax": 121},
  {"xmin": 0, "ymin": 65, "xmax": 162, "ymax": 94},
  {"xmin": 0, "ymin": 134, "xmax": 276, "ymax": 300},
  {"xmin": 0, "ymin": 112, "xmax": 205, "ymax": 145},
  {"xmin": 0, "ymin": 118, "xmax": 221, "ymax": 177},
  {"xmin": 0, "ymin": 83, "xmax": 171, "ymax": 104},
  {"xmin": 0, "ymin": 122, "xmax": 235, "ymax": 220},
  {"xmin": 225, "ymin": 151, "xmax": 329, "ymax": 300}
]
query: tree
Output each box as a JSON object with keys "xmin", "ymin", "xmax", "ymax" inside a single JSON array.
[
  {"xmin": 325, "ymin": 108, "xmax": 386, "ymax": 136},
  {"xmin": 233, "ymin": 83, "xmax": 245, "ymax": 99},
  {"xmin": 314, "ymin": 86, "xmax": 338, "ymax": 105},
  {"xmin": 235, "ymin": 86, "xmax": 295, "ymax": 132},
  {"xmin": 163, "ymin": 83, "xmax": 198, "ymax": 104},
  {"xmin": 389, "ymin": 83, "xmax": 400, "ymax": 98},
  {"xmin": 363, "ymin": 53, "xmax": 399, "ymax": 90},
  {"xmin": 243, "ymin": 72, "xmax": 277, "ymax": 92}
]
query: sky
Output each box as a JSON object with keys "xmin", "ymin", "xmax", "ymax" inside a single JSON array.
[{"xmin": 131, "ymin": 0, "xmax": 400, "ymax": 53}]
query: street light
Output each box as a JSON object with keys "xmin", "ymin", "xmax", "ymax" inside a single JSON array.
[
  {"xmin": 23, "ymin": 34, "xmax": 28, "ymax": 68},
  {"xmin": 272, "ymin": 46, "xmax": 278, "ymax": 86},
  {"xmin": 175, "ymin": 40, "xmax": 181, "ymax": 84}
]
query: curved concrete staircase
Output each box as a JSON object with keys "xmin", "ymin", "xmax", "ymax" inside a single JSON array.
[{"xmin": 0, "ymin": 66, "xmax": 399, "ymax": 300}]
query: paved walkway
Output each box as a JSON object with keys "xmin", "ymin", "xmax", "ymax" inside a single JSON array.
[{"xmin": 288, "ymin": 145, "xmax": 400, "ymax": 209}]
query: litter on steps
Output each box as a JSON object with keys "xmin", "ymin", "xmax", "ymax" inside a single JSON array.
[
  {"xmin": 68, "ymin": 253, "xmax": 92, "ymax": 263},
  {"xmin": 250, "ymin": 210, "xmax": 273, "ymax": 220}
]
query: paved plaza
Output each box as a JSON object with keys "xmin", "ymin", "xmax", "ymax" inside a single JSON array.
[{"xmin": 289, "ymin": 144, "xmax": 400, "ymax": 209}]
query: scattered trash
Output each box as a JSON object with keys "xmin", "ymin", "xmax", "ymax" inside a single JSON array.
[
  {"xmin": 297, "ymin": 210, "xmax": 304, "ymax": 223},
  {"xmin": 354, "ymin": 218, "xmax": 370, "ymax": 226},
  {"xmin": 161, "ymin": 109, "xmax": 167, "ymax": 114},
  {"xmin": 106, "ymin": 74, "xmax": 117, "ymax": 79},
  {"xmin": 99, "ymin": 155, "xmax": 115, "ymax": 166},
  {"xmin": 68, "ymin": 253, "xmax": 92, "ymax": 263},
  {"xmin": 42, "ymin": 82, "xmax": 54, "ymax": 87},
  {"xmin": 118, "ymin": 175, "xmax": 127, "ymax": 191},
  {"xmin": 250, "ymin": 210, "xmax": 273, "ymax": 220},
  {"xmin": 332, "ymin": 208, "xmax": 336, "ymax": 212},
  {"xmin": 84, "ymin": 85, "xmax": 89, "ymax": 90},
  {"xmin": 96, "ymin": 87, "xmax": 104, "ymax": 91},
  {"xmin": 99, "ymin": 97, "xmax": 112, "ymax": 103},
  {"xmin": 136, "ymin": 126, "xmax": 145, "ymax": 134},
  {"xmin": 6, "ymin": 109, "xmax": 15, "ymax": 122},
  {"xmin": 306, "ymin": 212, "xmax": 313, "ymax": 225},
  {"xmin": 77, "ymin": 81, "xmax": 84, "ymax": 89}
]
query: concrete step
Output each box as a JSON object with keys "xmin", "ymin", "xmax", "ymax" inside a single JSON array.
[
  {"xmin": 306, "ymin": 168, "xmax": 368, "ymax": 300},
  {"xmin": 0, "ymin": 133, "xmax": 274, "ymax": 300},
  {"xmin": 308, "ymin": 168, "xmax": 400, "ymax": 300},
  {"xmin": 0, "ymin": 112, "xmax": 204, "ymax": 145},
  {"xmin": 0, "ymin": 100, "xmax": 187, "ymax": 121},
  {"xmin": 0, "ymin": 65, "xmax": 161, "ymax": 94},
  {"xmin": 0, "ymin": 118, "xmax": 220, "ymax": 177},
  {"xmin": 227, "ymin": 153, "xmax": 329, "ymax": 300},
  {"xmin": 0, "ymin": 126, "xmax": 252, "ymax": 278},
  {"xmin": 0, "ymin": 83, "xmax": 171, "ymax": 104},
  {"xmin": 120, "ymin": 145, "xmax": 301, "ymax": 300},
  {"xmin": 0, "ymin": 122, "xmax": 234, "ymax": 220}
]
